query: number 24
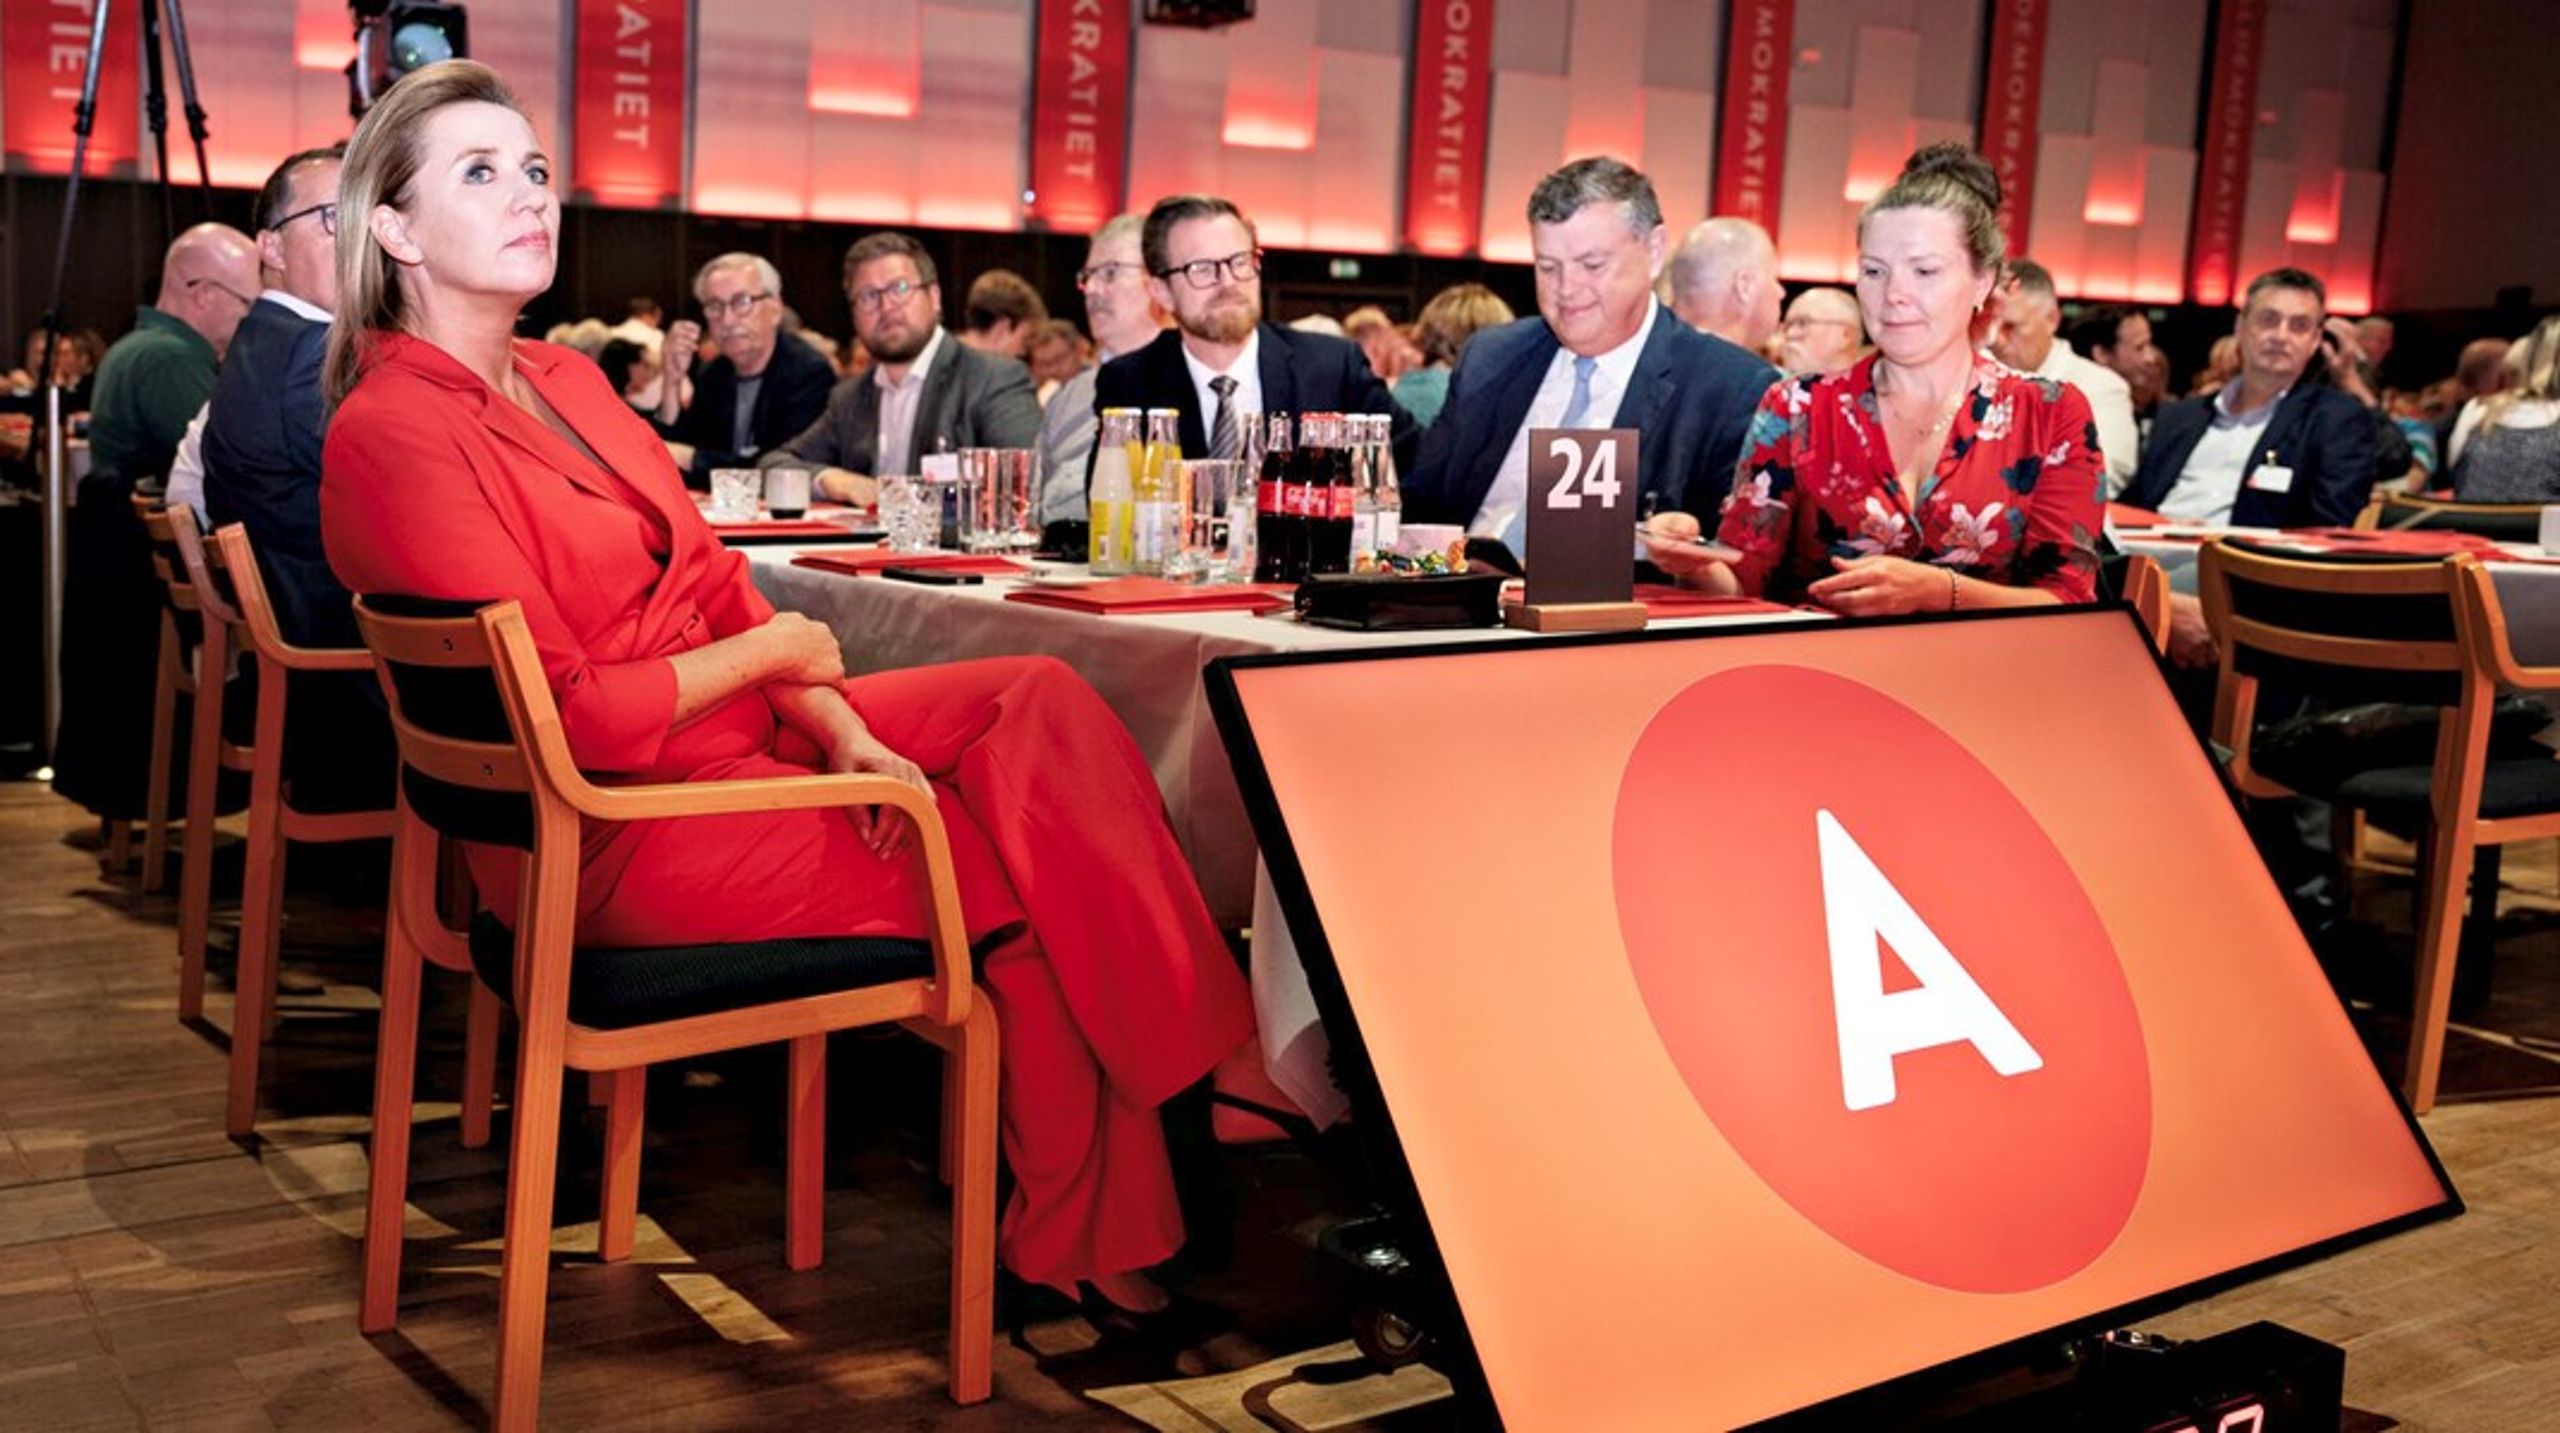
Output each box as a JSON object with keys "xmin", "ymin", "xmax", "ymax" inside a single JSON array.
[{"xmin": 1545, "ymin": 436, "xmax": 1622, "ymax": 509}]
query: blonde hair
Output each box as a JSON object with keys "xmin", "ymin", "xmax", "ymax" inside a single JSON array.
[
  {"xmin": 2478, "ymin": 315, "xmax": 2560, "ymax": 427},
  {"xmin": 1413, "ymin": 282, "xmax": 1515, "ymax": 366},
  {"xmin": 324, "ymin": 60, "xmax": 527, "ymax": 409}
]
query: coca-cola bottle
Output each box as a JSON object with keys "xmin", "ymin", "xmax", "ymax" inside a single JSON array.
[
  {"xmin": 1305, "ymin": 412, "xmax": 1354, "ymax": 575},
  {"xmin": 1252, "ymin": 412, "xmax": 1300, "ymax": 584}
]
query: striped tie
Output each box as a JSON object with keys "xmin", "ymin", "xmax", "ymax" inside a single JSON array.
[{"xmin": 1209, "ymin": 375, "xmax": 1240, "ymax": 460}]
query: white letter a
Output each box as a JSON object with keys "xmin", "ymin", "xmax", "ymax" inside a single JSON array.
[{"xmin": 1819, "ymin": 809, "xmax": 2042, "ymax": 1112}]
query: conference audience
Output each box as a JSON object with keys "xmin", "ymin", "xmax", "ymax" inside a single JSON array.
[
  {"xmin": 1391, "ymin": 282, "xmax": 1514, "ymax": 429},
  {"xmin": 768, "ymin": 232, "xmax": 1042, "ymax": 507},
  {"xmin": 1407, "ymin": 157, "xmax": 1775, "ymax": 550},
  {"xmin": 1666, "ymin": 216, "xmax": 1783, "ymax": 355},
  {"xmin": 654, "ymin": 253, "xmax": 836, "ymax": 485},
  {"xmin": 318, "ymin": 60, "xmax": 1254, "ymax": 1320},
  {"xmin": 1091, "ymin": 194, "xmax": 1413, "ymax": 480},
  {"xmin": 1991, "ymin": 259, "xmax": 2139, "ymax": 493},
  {"xmin": 1028, "ymin": 317, "xmax": 1087, "ymax": 404},
  {"xmin": 1343, "ymin": 305, "xmax": 1422, "ymax": 384},
  {"xmin": 1779, "ymin": 286, "xmax": 1864, "ymax": 376},
  {"xmin": 2075, "ymin": 306, "xmax": 2166, "ymax": 448},
  {"xmin": 198, "ymin": 145, "xmax": 395, "ymax": 813},
  {"xmin": 1645, "ymin": 144, "xmax": 2103, "ymax": 612},
  {"xmin": 2430, "ymin": 336, "xmax": 2512, "ymax": 460},
  {"xmin": 53, "ymin": 221, "xmax": 260, "ymax": 828},
  {"xmin": 2447, "ymin": 315, "xmax": 2560, "ymax": 502},
  {"xmin": 2123, "ymin": 267, "xmax": 2378, "ymax": 528},
  {"xmin": 1035, "ymin": 214, "xmax": 1167, "ymax": 523}
]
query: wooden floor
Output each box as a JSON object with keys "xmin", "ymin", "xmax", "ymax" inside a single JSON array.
[{"xmin": 2, "ymin": 777, "xmax": 2556, "ymax": 1431}]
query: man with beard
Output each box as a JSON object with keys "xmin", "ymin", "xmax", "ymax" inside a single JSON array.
[
  {"xmin": 655, "ymin": 252, "xmax": 836, "ymax": 485},
  {"xmin": 2124, "ymin": 267, "xmax": 2376, "ymax": 528},
  {"xmin": 772, "ymin": 232, "xmax": 1041, "ymax": 507},
  {"xmin": 1089, "ymin": 195, "xmax": 1412, "ymax": 490}
]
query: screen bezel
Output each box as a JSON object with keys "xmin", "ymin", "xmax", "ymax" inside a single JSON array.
[{"xmin": 1204, "ymin": 601, "xmax": 2461, "ymax": 1428}]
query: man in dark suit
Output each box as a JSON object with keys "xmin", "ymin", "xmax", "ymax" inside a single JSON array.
[
  {"xmin": 1090, "ymin": 195, "xmax": 1414, "ymax": 485},
  {"xmin": 1403, "ymin": 158, "xmax": 1776, "ymax": 550},
  {"xmin": 770, "ymin": 232, "xmax": 1041, "ymax": 506},
  {"xmin": 200, "ymin": 146, "xmax": 393, "ymax": 811},
  {"xmin": 653, "ymin": 252, "xmax": 836, "ymax": 486},
  {"xmin": 2123, "ymin": 267, "xmax": 2376, "ymax": 528}
]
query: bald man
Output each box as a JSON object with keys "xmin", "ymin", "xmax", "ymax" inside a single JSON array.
[
  {"xmin": 1666, "ymin": 217, "xmax": 1782, "ymax": 352},
  {"xmin": 1780, "ymin": 286, "xmax": 1864, "ymax": 375},
  {"xmin": 54, "ymin": 221, "xmax": 258, "ymax": 828},
  {"xmin": 87, "ymin": 223, "xmax": 258, "ymax": 487},
  {"xmin": 1991, "ymin": 259, "xmax": 2139, "ymax": 493}
]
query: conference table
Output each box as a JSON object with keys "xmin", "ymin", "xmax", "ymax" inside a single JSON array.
[
  {"xmin": 2114, "ymin": 528, "xmax": 2560, "ymax": 663},
  {"xmin": 745, "ymin": 545, "xmax": 1820, "ymax": 1125}
]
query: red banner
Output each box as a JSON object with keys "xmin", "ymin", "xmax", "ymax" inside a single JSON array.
[
  {"xmin": 1979, "ymin": 0, "xmax": 2047, "ymax": 257},
  {"xmin": 1713, "ymin": 0, "xmax": 1795, "ymax": 233},
  {"xmin": 3, "ymin": 0, "xmax": 142, "ymax": 176},
  {"xmin": 2188, "ymin": 0, "xmax": 2267, "ymax": 307},
  {"xmin": 570, "ymin": 0, "xmax": 686, "ymax": 208},
  {"xmin": 1029, "ymin": 0, "xmax": 1131, "ymax": 232},
  {"xmin": 1404, "ymin": 0, "xmax": 1493, "ymax": 256}
]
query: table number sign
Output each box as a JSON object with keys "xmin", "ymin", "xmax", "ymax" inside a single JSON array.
[{"xmin": 1516, "ymin": 428, "xmax": 1646, "ymax": 630}]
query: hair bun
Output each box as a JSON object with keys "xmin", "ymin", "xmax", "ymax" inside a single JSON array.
[{"xmin": 1901, "ymin": 142, "xmax": 2002, "ymax": 215}]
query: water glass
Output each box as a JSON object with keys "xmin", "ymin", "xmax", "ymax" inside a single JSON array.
[
  {"xmin": 763, "ymin": 466, "xmax": 811, "ymax": 519},
  {"xmin": 707, "ymin": 467, "xmax": 760, "ymax": 523},
  {"xmin": 879, "ymin": 475, "xmax": 938, "ymax": 553},
  {"xmin": 1166, "ymin": 458, "xmax": 1241, "ymax": 582}
]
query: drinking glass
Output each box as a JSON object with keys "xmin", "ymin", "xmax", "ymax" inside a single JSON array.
[
  {"xmin": 879, "ymin": 475, "xmax": 938, "ymax": 553},
  {"xmin": 763, "ymin": 466, "xmax": 811, "ymax": 519},
  {"xmin": 1166, "ymin": 458, "xmax": 1240, "ymax": 582},
  {"xmin": 956, "ymin": 449, "xmax": 1001, "ymax": 552},
  {"xmin": 707, "ymin": 467, "xmax": 760, "ymax": 522},
  {"xmin": 992, "ymin": 449, "xmax": 1040, "ymax": 551}
]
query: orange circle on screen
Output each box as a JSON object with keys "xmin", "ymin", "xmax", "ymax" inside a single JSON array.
[{"xmin": 1613, "ymin": 664, "xmax": 2151, "ymax": 1293}]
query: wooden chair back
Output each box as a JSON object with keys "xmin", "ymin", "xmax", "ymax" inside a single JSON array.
[
  {"xmin": 2369, "ymin": 493, "xmax": 2546, "ymax": 541},
  {"xmin": 2120, "ymin": 552, "xmax": 2172, "ymax": 657}
]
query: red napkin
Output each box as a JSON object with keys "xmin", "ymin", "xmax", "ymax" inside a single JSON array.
[
  {"xmin": 1004, "ymin": 578, "xmax": 1295, "ymax": 615},
  {"xmin": 791, "ymin": 549, "xmax": 1027, "ymax": 577},
  {"xmin": 1629, "ymin": 583, "xmax": 1795, "ymax": 618},
  {"xmin": 709, "ymin": 517, "xmax": 876, "ymax": 542}
]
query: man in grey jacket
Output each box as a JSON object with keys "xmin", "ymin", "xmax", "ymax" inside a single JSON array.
[{"xmin": 770, "ymin": 231, "xmax": 1041, "ymax": 506}]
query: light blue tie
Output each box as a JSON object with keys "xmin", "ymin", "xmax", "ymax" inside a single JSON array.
[{"xmin": 1504, "ymin": 356, "xmax": 1600, "ymax": 554}]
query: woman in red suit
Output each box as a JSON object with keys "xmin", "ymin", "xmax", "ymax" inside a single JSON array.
[{"xmin": 318, "ymin": 61, "xmax": 1253, "ymax": 1317}]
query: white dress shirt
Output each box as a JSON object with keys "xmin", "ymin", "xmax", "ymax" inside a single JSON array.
[
  {"xmin": 2157, "ymin": 382, "xmax": 2289, "ymax": 526},
  {"xmin": 1180, "ymin": 328, "xmax": 1264, "ymax": 450},
  {"xmin": 2031, "ymin": 340, "xmax": 2139, "ymax": 496},
  {"xmin": 873, "ymin": 326, "xmax": 947, "ymax": 478},
  {"xmin": 1468, "ymin": 298, "xmax": 1661, "ymax": 539}
]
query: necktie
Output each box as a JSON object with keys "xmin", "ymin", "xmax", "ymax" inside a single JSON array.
[
  {"xmin": 1560, "ymin": 355, "xmax": 1598, "ymax": 428},
  {"xmin": 1209, "ymin": 375, "xmax": 1240, "ymax": 460},
  {"xmin": 1503, "ymin": 356, "xmax": 1602, "ymax": 554}
]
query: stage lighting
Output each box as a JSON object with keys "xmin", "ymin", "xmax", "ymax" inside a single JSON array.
[{"xmin": 347, "ymin": 1, "xmax": 470, "ymax": 116}]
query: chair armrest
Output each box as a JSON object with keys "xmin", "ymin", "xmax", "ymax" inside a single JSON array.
[{"xmin": 556, "ymin": 769, "xmax": 940, "ymax": 825}]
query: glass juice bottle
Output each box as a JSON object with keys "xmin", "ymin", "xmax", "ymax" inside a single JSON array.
[
  {"xmin": 1132, "ymin": 408, "xmax": 1183, "ymax": 575},
  {"xmin": 1088, "ymin": 408, "xmax": 1139, "ymax": 575}
]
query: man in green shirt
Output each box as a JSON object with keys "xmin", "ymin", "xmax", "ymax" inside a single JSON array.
[
  {"xmin": 86, "ymin": 223, "xmax": 259, "ymax": 484},
  {"xmin": 53, "ymin": 223, "xmax": 258, "ymax": 830}
]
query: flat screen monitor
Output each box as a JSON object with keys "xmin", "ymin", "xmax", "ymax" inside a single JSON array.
[{"xmin": 1208, "ymin": 606, "xmax": 2456, "ymax": 1429}]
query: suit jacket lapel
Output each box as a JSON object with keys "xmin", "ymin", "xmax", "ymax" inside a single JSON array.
[
  {"xmin": 1257, "ymin": 324, "xmax": 1298, "ymax": 423},
  {"xmin": 1614, "ymin": 314, "xmax": 1679, "ymax": 435},
  {"xmin": 911, "ymin": 343, "xmax": 963, "ymax": 459}
]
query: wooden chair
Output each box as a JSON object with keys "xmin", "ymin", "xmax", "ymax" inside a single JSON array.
[
  {"xmin": 2120, "ymin": 552, "xmax": 2173, "ymax": 657},
  {"xmin": 195, "ymin": 521, "xmax": 499, "ymax": 1142},
  {"xmin": 2356, "ymin": 493, "xmax": 2546, "ymax": 541},
  {"xmin": 2199, "ymin": 539, "xmax": 2560, "ymax": 1114},
  {"xmin": 165, "ymin": 506, "xmax": 239, "ymax": 1021},
  {"xmin": 350, "ymin": 597, "xmax": 997, "ymax": 1430},
  {"xmin": 135, "ymin": 495, "xmax": 203, "ymax": 893}
]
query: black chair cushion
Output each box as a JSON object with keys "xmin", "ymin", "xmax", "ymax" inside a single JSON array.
[
  {"xmin": 468, "ymin": 912, "xmax": 936, "ymax": 1030},
  {"xmin": 2309, "ymin": 756, "xmax": 2560, "ymax": 820}
]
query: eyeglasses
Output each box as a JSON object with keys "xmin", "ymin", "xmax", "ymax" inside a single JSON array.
[
  {"xmin": 271, "ymin": 201, "xmax": 337, "ymax": 237},
  {"xmin": 851, "ymin": 277, "xmax": 928, "ymax": 312},
  {"xmin": 1076, "ymin": 260, "xmax": 1142, "ymax": 289},
  {"xmin": 1156, "ymin": 250, "xmax": 1261, "ymax": 291},
  {"xmin": 188, "ymin": 277, "xmax": 257, "ymax": 308},
  {"xmin": 702, "ymin": 291, "xmax": 774, "ymax": 319}
]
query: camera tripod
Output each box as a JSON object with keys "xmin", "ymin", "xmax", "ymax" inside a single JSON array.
[{"xmin": 31, "ymin": 0, "xmax": 215, "ymax": 768}]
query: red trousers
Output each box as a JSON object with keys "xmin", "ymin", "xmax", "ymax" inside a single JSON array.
[{"xmin": 472, "ymin": 655, "xmax": 1254, "ymax": 1285}]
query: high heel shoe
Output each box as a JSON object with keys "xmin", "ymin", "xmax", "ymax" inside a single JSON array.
[{"xmin": 1071, "ymin": 1279, "xmax": 1223, "ymax": 1348}]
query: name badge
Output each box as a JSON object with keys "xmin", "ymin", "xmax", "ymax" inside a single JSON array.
[{"xmin": 2245, "ymin": 463, "xmax": 2294, "ymax": 494}]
